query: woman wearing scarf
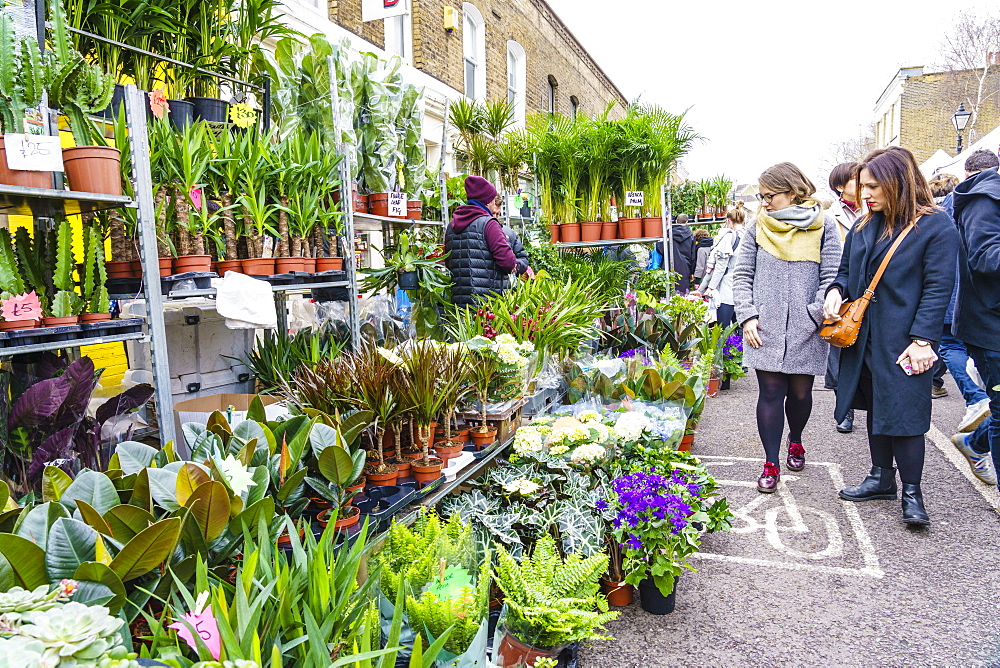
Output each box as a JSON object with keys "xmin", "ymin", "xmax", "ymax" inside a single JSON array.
[{"xmin": 733, "ymin": 163, "xmax": 842, "ymax": 493}]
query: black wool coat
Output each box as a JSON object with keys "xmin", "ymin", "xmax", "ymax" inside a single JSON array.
[{"xmin": 829, "ymin": 210, "xmax": 959, "ymax": 436}]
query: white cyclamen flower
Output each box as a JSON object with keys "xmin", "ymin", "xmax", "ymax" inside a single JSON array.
[{"xmin": 213, "ymin": 454, "xmax": 257, "ymax": 496}]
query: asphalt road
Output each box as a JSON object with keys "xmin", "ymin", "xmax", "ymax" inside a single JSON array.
[{"xmin": 583, "ymin": 371, "xmax": 1000, "ymax": 668}]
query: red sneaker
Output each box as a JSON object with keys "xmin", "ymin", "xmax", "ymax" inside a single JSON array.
[
  {"xmin": 757, "ymin": 462, "xmax": 780, "ymax": 493},
  {"xmin": 787, "ymin": 442, "xmax": 806, "ymax": 472}
]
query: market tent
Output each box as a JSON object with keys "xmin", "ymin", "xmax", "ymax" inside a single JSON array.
[{"xmin": 921, "ymin": 124, "xmax": 1000, "ymax": 178}]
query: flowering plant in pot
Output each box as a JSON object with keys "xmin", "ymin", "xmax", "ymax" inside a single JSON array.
[
  {"xmin": 464, "ymin": 334, "xmax": 532, "ymax": 447},
  {"xmin": 493, "ymin": 534, "xmax": 618, "ymax": 666}
]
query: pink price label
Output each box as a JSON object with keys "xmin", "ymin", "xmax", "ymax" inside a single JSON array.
[
  {"xmin": 1, "ymin": 291, "xmax": 41, "ymax": 322},
  {"xmin": 169, "ymin": 605, "xmax": 221, "ymax": 659}
]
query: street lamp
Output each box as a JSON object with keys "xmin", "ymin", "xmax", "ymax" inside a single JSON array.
[{"xmin": 952, "ymin": 103, "xmax": 972, "ymax": 154}]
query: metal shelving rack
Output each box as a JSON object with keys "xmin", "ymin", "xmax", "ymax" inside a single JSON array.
[{"xmin": 556, "ymin": 237, "xmax": 663, "ymax": 249}]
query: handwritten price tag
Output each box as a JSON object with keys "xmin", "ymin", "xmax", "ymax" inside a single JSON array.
[
  {"xmin": 3, "ymin": 134, "xmax": 63, "ymax": 172},
  {"xmin": 388, "ymin": 192, "xmax": 406, "ymax": 217},
  {"xmin": 1, "ymin": 291, "xmax": 41, "ymax": 322},
  {"xmin": 608, "ymin": 206, "xmax": 619, "ymax": 222},
  {"xmin": 625, "ymin": 191, "xmax": 644, "ymax": 207},
  {"xmin": 168, "ymin": 593, "xmax": 221, "ymax": 659}
]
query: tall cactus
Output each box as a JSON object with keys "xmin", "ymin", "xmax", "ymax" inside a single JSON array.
[
  {"xmin": 0, "ymin": 13, "xmax": 45, "ymax": 134},
  {"xmin": 0, "ymin": 229, "xmax": 26, "ymax": 297},
  {"xmin": 82, "ymin": 219, "xmax": 109, "ymax": 314},
  {"xmin": 50, "ymin": 217, "xmax": 81, "ymax": 317},
  {"xmin": 14, "ymin": 227, "xmax": 50, "ymax": 314},
  {"xmin": 46, "ymin": 0, "xmax": 114, "ymax": 146}
]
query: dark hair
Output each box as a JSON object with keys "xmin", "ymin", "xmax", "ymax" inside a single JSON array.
[
  {"xmin": 928, "ymin": 174, "xmax": 959, "ymax": 198},
  {"xmin": 759, "ymin": 162, "xmax": 816, "ymax": 204},
  {"xmin": 855, "ymin": 147, "xmax": 936, "ymax": 239},
  {"xmin": 964, "ymin": 149, "xmax": 999, "ymax": 173},
  {"xmin": 829, "ymin": 162, "xmax": 859, "ymax": 193}
]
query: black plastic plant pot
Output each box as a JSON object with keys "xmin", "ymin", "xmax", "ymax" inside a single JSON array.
[
  {"xmin": 167, "ymin": 99, "xmax": 195, "ymax": 130},
  {"xmin": 398, "ymin": 270, "xmax": 418, "ymax": 290},
  {"xmin": 638, "ymin": 577, "xmax": 678, "ymax": 615},
  {"xmin": 95, "ymin": 84, "xmax": 128, "ymax": 119},
  {"xmin": 186, "ymin": 96, "xmax": 230, "ymax": 123}
]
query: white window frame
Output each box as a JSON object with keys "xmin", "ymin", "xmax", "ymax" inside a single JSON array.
[
  {"xmin": 462, "ymin": 2, "xmax": 487, "ymax": 100},
  {"xmin": 383, "ymin": 5, "xmax": 413, "ymax": 62},
  {"xmin": 506, "ymin": 40, "xmax": 526, "ymax": 127}
]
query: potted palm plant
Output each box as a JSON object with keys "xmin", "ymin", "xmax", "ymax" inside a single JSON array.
[
  {"xmin": 47, "ymin": 0, "xmax": 119, "ymax": 196},
  {"xmin": 160, "ymin": 121, "xmax": 213, "ymax": 272},
  {"xmin": 238, "ymin": 131, "xmax": 279, "ymax": 275},
  {"xmin": 432, "ymin": 346, "xmax": 471, "ymax": 464}
]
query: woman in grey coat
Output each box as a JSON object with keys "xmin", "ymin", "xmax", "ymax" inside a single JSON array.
[{"xmin": 733, "ymin": 163, "xmax": 842, "ymax": 493}]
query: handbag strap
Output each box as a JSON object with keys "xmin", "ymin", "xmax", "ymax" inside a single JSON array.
[{"xmin": 861, "ymin": 220, "xmax": 917, "ymax": 298}]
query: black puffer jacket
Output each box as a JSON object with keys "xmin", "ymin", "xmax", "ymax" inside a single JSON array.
[
  {"xmin": 446, "ymin": 215, "xmax": 512, "ymax": 306},
  {"xmin": 952, "ymin": 167, "xmax": 1000, "ymax": 351}
]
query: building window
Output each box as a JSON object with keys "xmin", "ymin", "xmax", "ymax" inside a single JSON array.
[
  {"xmin": 547, "ymin": 75, "xmax": 558, "ymax": 114},
  {"xmin": 506, "ymin": 40, "xmax": 526, "ymax": 127},
  {"xmin": 570, "ymin": 95, "xmax": 579, "ymax": 118},
  {"xmin": 384, "ymin": 5, "xmax": 412, "ymax": 62},
  {"xmin": 463, "ymin": 3, "xmax": 486, "ymax": 100}
]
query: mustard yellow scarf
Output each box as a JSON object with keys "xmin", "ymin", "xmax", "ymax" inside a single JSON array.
[{"xmin": 755, "ymin": 201, "xmax": 825, "ymax": 263}]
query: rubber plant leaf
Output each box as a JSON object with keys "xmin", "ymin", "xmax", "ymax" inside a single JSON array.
[
  {"xmin": 59, "ymin": 470, "xmax": 120, "ymax": 514},
  {"xmin": 109, "ymin": 517, "xmax": 182, "ymax": 581},
  {"xmin": 75, "ymin": 499, "xmax": 114, "ymax": 537},
  {"xmin": 41, "ymin": 466, "xmax": 73, "ymax": 502},
  {"xmin": 73, "ymin": 561, "xmax": 126, "ymax": 614},
  {"xmin": 184, "ymin": 481, "xmax": 230, "ymax": 543},
  {"xmin": 103, "ymin": 504, "xmax": 154, "ymax": 543},
  {"xmin": 0, "ymin": 533, "xmax": 47, "ymax": 588},
  {"xmin": 110, "ymin": 441, "xmax": 158, "ymax": 475},
  {"xmin": 45, "ymin": 517, "xmax": 98, "ymax": 582},
  {"xmin": 175, "ymin": 462, "xmax": 211, "ymax": 507}
]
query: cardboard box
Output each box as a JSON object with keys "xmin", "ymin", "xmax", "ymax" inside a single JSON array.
[{"xmin": 173, "ymin": 394, "xmax": 288, "ymax": 449}]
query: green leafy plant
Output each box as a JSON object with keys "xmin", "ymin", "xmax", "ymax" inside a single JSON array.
[
  {"xmin": 0, "ymin": 12, "xmax": 45, "ymax": 135},
  {"xmin": 493, "ymin": 534, "xmax": 618, "ymax": 649},
  {"xmin": 81, "ymin": 218, "xmax": 110, "ymax": 314},
  {"xmin": 49, "ymin": 217, "xmax": 83, "ymax": 318}
]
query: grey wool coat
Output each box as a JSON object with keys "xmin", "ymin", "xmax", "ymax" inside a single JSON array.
[{"xmin": 733, "ymin": 217, "xmax": 842, "ymax": 375}]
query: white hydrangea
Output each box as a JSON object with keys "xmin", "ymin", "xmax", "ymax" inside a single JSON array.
[
  {"xmin": 588, "ymin": 423, "xmax": 612, "ymax": 442},
  {"xmin": 497, "ymin": 342, "xmax": 526, "ymax": 366},
  {"xmin": 537, "ymin": 425, "xmax": 553, "ymax": 436},
  {"xmin": 549, "ymin": 444, "xmax": 570, "ymax": 456},
  {"xmin": 513, "ymin": 427, "xmax": 544, "ymax": 455},
  {"xmin": 577, "ymin": 410, "xmax": 601, "ymax": 423},
  {"xmin": 503, "ymin": 478, "xmax": 541, "ymax": 495},
  {"xmin": 570, "ymin": 443, "xmax": 606, "ymax": 464},
  {"xmin": 494, "ymin": 333, "xmax": 518, "ymax": 346},
  {"xmin": 613, "ymin": 412, "xmax": 652, "ymax": 442},
  {"xmin": 550, "ymin": 425, "xmax": 590, "ymax": 444},
  {"xmin": 532, "ymin": 416, "xmax": 556, "ymax": 427}
]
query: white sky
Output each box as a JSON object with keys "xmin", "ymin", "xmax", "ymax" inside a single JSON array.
[{"xmin": 546, "ymin": 0, "xmax": 998, "ymax": 187}]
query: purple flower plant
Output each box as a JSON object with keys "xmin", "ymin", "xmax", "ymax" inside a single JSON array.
[
  {"xmin": 603, "ymin": 469, "xmax": 702, "ymax": 551},
  {"xmin": 618, "ymin": 348, "xmax": 652, "ymax": 366},
  {"xmin": 723, "ymin": 333, "xmax": 743, "ymax": 360}
]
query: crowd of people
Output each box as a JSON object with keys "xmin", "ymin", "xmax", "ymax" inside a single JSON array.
[{"xmin": 674, "ymin": 148, "xmax": 999, "ymax": 527}]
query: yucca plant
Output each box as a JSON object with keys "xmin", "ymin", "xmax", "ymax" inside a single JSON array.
[
  {"xmin": 481, "ymin": 97, "xmax": 516, "ymax": 140},
  {"xmin": 243, "ymin": 323, "xmax": 347, "ymax": 393}
]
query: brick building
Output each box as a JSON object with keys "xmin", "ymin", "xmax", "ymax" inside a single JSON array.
[{"xmin": 873, "ymin": 65, "xmax": 1000, "ymax": 163}]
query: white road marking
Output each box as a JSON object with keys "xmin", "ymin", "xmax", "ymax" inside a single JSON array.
[
  {"xmin": 697, "ymin": 455, "xmax": 884, "ymax": 579},
  {"xmin": 926, "ymin": 423, "xmax": 1000, "ymax": 510}
]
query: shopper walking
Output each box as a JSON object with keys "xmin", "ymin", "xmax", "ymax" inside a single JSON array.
[
  {"xmin": 825, "ymin": 162, "xmax": 862, "ymax": 433},
  {"xmin": 733, "ymin": 162, "xmax": 841, "ymax": 493},
  {"xmin": 691, "ymin": 229, "xmax": 714, "ymax": 289},
  {"xmin": 928, "ymin": 174, "xmax": 961, "ymax": 400},
  {"xmin": 445, "ymin": 176, "xmax": 518, "ymax": 307},
  {"xmin": 825, "ymin": 147, "xmax": 958, "ymax": 526},
  {"xmin": 951, "ymin": 150, "xmax": 1000, "ymax": 489},
  {"xmin": 657, "ymin": 214, "xmax": 697, "ymax": 293},
  {"xmin": 702, "ymin": 205, "xmax": 745, "ymax": 330}
]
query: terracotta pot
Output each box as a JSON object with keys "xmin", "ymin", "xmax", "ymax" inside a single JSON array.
[
  {"xmin": 580, "ymin": 221, "xmax": 603, "ymax": 241},
  {"xmin": 601, "ymin": 578, "xmax": 635, "ymax": 607},
  {"xmin": 241, "ymin": 257, "xmax": 275, "ymax": 275},
  {"xmin": 369, "ymin": 193, "xmax": 390, "ymax": 217},
  {"xmin": 41, "ymin": 316, "xmax": 80, "ymax": 327},
  {"xmin": 412, "ymin": 458, "xmax": 443, "ymax": 484},
  {"xmin": 275, "ymin": 257, "xmax": 307, "ymax": 273},
  {"xmin": 454, "ymin": 427, "xmax": 470, "ymax": 442},
  {"xmin": 471, "ymin": 427, "xmax": 497, "ymax": 450},
  {"xmin": 433, "ymin": 441, "xmax": 464, "ymax": 464},
  {"xmin": 355, "ymin": 192, "xmax": 369, "ymax": 212},
  {"xmin": 495, "ymin": 631, "xmax": 557, "ymax": 668},
  {"xmin": 707, "ymin": 376, "xmax": 720, "ymax": 398},
  {"xmin": 302, "ymin": 257, "xmax": 317, "ymax": 273},
  {"xmin": 402, "ymin": 450, "xmax": 424, "ymax": 460},
  {"xmin": 0, "ymin": 137, "xmax": 53, "ymax": 189},
  {"xmin": 158, "ymin": 257, "xmax": 174, "ymax": 275},
  {"xmin": 0, "ymin": 319, "xmax": 36, "ymax": 331},
  {"xmin": 105, "ymin": 260, "xmax": 135, "ymax": 279},
  {"xmin": 366, "ymin": 465, "xmax": 399, "ymax": 486},
  {"xmin": 80, "ymin": 312, "xmax": 112, "ymax": 323},
  {"xmin": 618, "ymin": 218, "xmax": 642, "ymax": 239},
  {"xmin": 63, "ymin": 146, "xmax": 122, "ymax": 195},
  {"xmin": 316, "ymin": 257, "xmax": 344, "ymax": 271},
  {"xmin": 277, "ymin": 525, "xmax": 306, "ymax": 545},
  {"xmin": 390, "ymin": 458, "xmax": 411, "ymax": 475},
  {"xmin": 601, "ymin": 221, "xmax": 618, "ymax": 240},
  {"xmin": 549, "ymin": 225, "xmax": 559, "ymax": 243},
  {"xmin": 679, "ymin": 433, "xmax": 694, "ymax": 452},
  {"xmin": 308, "ymin": 496, "xmax": 333, "ymax": 511},
  {"xmin": 560, "ymin": 222, "xmax": 581, "ymax": 243},
  {"xmin": 407, "ymin": 200, "xmax": 422, "ymax": 220},
  {"xmin": 345, "ymin": 479, "xmax": 366, "ymax": 504},
  {"xmin": 643, "ymin": 217, "xmax": 663, "ymax": 238},
  {"xmin": 173, "ymin": 255, "xmax": 211, "ymax": 273},
  {"xmin": 216, "ymin": 260, "xmax": 242, "ymax": 275},
  {"xmin": 317, "ymin": 506, "xmax": 361, "ymax": 530}
]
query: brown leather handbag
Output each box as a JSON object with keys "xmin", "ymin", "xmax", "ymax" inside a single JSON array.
[{"xmin": 820, "ymin": 223, "xmax": 915, "ymax": 348}]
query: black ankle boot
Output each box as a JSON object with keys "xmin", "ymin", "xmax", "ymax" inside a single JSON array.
[
  {"xmin": 839, "ymin": 465, "xmax": 898, "ymax": 501},
  {"xmin": 901, "ymin": 483, "xmax": 930, "ymax": 525}
]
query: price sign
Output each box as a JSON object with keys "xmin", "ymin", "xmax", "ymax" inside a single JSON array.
[
  {"xmin": 609, "ymin": 206, "xmax": 619, "ymax": 222},
  {"xmin": 0, "ymin": 291, "xmax": 41, "ymax": 322},
  {"xmin": 169, "ymin": 593, "xmax": 221, "ymax": 659},
  {"xmin": 3, "ymin": 134, "xmax": 63, "ymax": 171},
  {"xmin": 388, "ymin": 192, "xmax": 406, "ymax": 217},
  {"xmin": 625, "ymin": 191, "xmax": 644, "ymax": 207}
]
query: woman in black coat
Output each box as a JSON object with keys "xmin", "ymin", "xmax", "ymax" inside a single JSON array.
[{"xmin": 823, "ymin": 147, "xmax": 959, "ymax": 526}]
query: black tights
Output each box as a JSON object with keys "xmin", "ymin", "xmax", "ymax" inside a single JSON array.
[
  {"xmin": 857, "ymin": 366, "xmax": 925, "ymax": 484},
  {"xmin": 756, "ymin": 371, "xmax": 814, "ymax": 465}
]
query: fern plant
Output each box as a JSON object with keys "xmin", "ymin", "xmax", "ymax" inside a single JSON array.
[
  {"xmin": 376, "ymin": 512, "xmax": 475, "ymax": 602},
  {"xmin": 406, "ymin": 560, "xmax": 490, "ymax": 656},
  {"xmin": 494, "ymin": 534, "xmax": 618, "ymax": 649}
]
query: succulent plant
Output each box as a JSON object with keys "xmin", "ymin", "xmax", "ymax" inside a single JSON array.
[
  {"xmin": 19, "ymin": 602, "xmax": 124, "ymax": 663},
  {"xmin": 0, "ymin": 585, "xmax": 63, "ymax": 622},
  {"xmin": 0, "ymin": 636, "xmax": 47, "ymax": 667}
]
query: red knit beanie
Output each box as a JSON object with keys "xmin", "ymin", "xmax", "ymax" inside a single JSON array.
[{"xmin": 464, "ymin": 175, "xmax": 498, "ymax": 204}]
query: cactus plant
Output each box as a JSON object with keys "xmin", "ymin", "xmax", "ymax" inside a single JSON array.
[
  {"xmin": 0, "ymin": 228, "xmax": 27, "ymax": 298},
  {"xmin": 0, "ymin": 12, "xmax": 45, "ymax": 134},
  {"xmin": 49, "ymin": 217, "xmax": 82, "ymax": 317},
  {"xmin": 82, "ymin": 218, "xmax": 110, "ymax": 314},
  {"xmin": 45, "ymin": 0, "xmax": 114, "ymax": 146},
  {"xmin": 14, "ymin": 226, "xmax": 51, "ymax": 314}
]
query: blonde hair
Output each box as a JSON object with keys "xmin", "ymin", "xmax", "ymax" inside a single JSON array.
[
  {"xmin": 726, "ymin": 206, "xmax": 746, "ymax": 225},
  {"xmin": 758, "ymin": 162, "xmax": 817, "ymax": 205},
  {"xmin": 928, "ymin": 174, "xmax": 959, "ymax": 198}
]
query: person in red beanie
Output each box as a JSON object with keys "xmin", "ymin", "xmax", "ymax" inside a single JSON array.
[{"xmin": 445, "ymin": 175, "xmax": 521, "ymax": 307}]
